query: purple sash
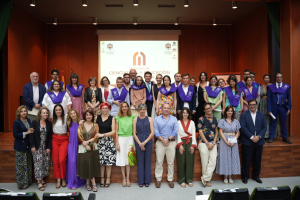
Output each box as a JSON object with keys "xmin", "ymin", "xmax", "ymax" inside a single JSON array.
[
  {"xmin": 238, "ymin": 81, "xmax": 246, "ymax": 93},
  {"xmin": 268, "ymin": 83, "xmax": 291, "ymax": 94},
  {"xmin": 252, "ymin": 82, "xmax": 260, "ymax": 88},
  {"xmin": 145, "ymin": 83, "xmax": 153, "ymax": 101},
  {"xmin": 205, "ymin": 86, "xmax": 222, "ymax": 98},
  {"xmin": 111, "ymin": 86, "xmax": 128, "ymax": 102},
  {"xmin": 158, "ymin": 86, "xmax": 177, "ymax": 96},
  {"xmin": 243, "ymin": 87, "xmax": 258, "ymax": 101},
  {"xmin": 177, "ymin": 85, "xmax": 194, "ymax": 102},
  {"xmin": 46, "ymin": 80, "xmax": 64, "ymax": 88},
  {"xmin": 131, "ymin": 84, "xmax": 146, "ymax": 90},
  {"xmin": 66, "ymin": 84, "xmax": 84, "ymax": 97},
  {"xmin": 224, "ymin": 87, "xmax": 240, "ymax": 107},
  {"xmin": 47, "ymin": 91, "xmax": 66, "ymax": 104}
]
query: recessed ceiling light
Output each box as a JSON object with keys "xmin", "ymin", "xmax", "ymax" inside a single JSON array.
[
  {"xmin": 232, "ymin": 1, "xmax": 237, "ymax": 9},
  {"xmin": 134, "ymin": 18, "xmax": 137, "ymax": 25},
  {"xmin": 184, "ymin": 0, "xmax": 189, "ymax": 7},
  {"xmin": 82, "ymin": 0, "xmax": 87, "ymax": 7},
  {"xmin": 133, "ymin": 0, "xmax": 138, "ymax": 6},
  {"xmin": 174, "ymin": 18, "xmax": 178, "ymax": 25},
  {"xmin": 53, "ymin": 18, "xmax": 57, "ymax": 25},
  {"xmin": 30, "ymin": 0, "xmax": 35, "ymax": 7},
  {"xmin": 213, "ymin": 19, "xmax": 217, "ymax": 26},
  {"xmin": 93, "ymin": 18, "xmax": 97, "ymax": 25}
]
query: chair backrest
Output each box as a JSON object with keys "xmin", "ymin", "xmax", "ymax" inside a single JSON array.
[
  {"xmin": 292, "ymin": 185, "xmax": 300, "ymax": 200},
  {"xmin": 250, "ymin": 186, "xmax": 291, "ymax": 200},
  {"xmin": 209, "ymin": 188, "xmax": 249, "ymax": 200}
]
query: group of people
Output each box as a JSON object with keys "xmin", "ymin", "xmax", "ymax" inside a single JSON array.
[{"xmin": 13, "ymin": 68, "xmax": 292, "ymax": 191}]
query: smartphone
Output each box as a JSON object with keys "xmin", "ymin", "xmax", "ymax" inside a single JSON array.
[{"xmin": 196, "ymin": 191, "xmax": 203, "ymax": 195}]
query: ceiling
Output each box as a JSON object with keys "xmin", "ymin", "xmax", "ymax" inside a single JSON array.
[{"xmin": 15, "ymin": 0, "xmax": 264, "ymax": 25}]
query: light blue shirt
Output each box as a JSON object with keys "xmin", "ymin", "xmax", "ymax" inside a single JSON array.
[
  {"xmin": 145, "ymin": 81, "xmax": 151, "ymax": 93},
  {"xmin": 107, "ymin": 87, "xmax": 130, "ymax": 117},
  {"xmin": 154, "ymin": 115, "xmax": 178, "ymax": 138}
]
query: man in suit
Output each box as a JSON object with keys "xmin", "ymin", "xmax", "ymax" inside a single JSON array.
[
  {"xmin": 240, "ymin": 99, "xmax": 267, "ymax": 184},
  {"xmin": 129, "ymin": 69, "xmax": 137, "ymax": 85},
  {"xmin": 23, "ymin": 72, "xmax": 46, "ymax": 122},
  {"xmin": 267, "ymin": 73, "xmax": 292, "ymax": 144},
  {"xmin": 173, "ymin": 72, "xmax": 182, "ymax": 88},
  {"xmin": 176, "ymin": 73, "xmax": 196, "ymax": 115},
  {"xmin": 144, "ymin": 71, "xmax": 153, "ymax": 116}
]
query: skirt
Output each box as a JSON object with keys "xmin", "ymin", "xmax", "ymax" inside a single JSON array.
[
  {"xmin": 116, "ymin": 136, "xmax": 135, "ymax": 166},
  {"xmin": 77, "ymin": 149, "xmax": 101, "ymax": 179},
  {"xmin": 97, "ymin": 136, "xmax": 117, "ymax": 166},
  {"xmin": 151, "ymin": 102, "xmax": 157, "ymax": 120}
]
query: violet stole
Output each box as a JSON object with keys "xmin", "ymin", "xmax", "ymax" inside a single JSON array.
[
  {"xmin": 130, "ymin": 84, "xmax": 146, "ymax": 90},
  {"xmin": 66, "ymin": 84, "xmax": 84, "ymax": 97},
  {"xmin": 145, "ymin": 83, "xmax": 153, "ymax": 101},
  {"xmin": 205, "ymin": 86, "xmax": 222, "ymax": 98},
  {"xmin": 268, "ymin": 83, "xmax": 291, "ymax": 94},
  {"xmin": 237, "ymin": 81, "xmax": 246, "ymax": 93},
  {"xmin": 243, "ymin": 87, "xmax": 258, "ymax": 101},
  {"xmin": 224, "ymin": 87, "xmax": 240, "ymax": 107},
  {"xmin": 111, "ymin": 86, "xmax": 128, "ymax": 102},
  {"xmin": 47, "ymin": 80, "xmax": 64, "ymax": 88},
  {"xmin": 47, "ymin": 91, "xmax": 66, "ymax": 104},
  {"xmin": 177, "ymin": 85, "xmax": 194, "ymax": 102},
  {"xmin": 158, "ymin": 86, "xmax": 177, "ymax": 96}
]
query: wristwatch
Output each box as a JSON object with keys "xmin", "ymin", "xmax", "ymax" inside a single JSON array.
[
  {"xmin": 168, "ymin": 138, "xmax": 171, "ymax": 142},
  {"xmin": 88, "ymin": 141, "xmax": 90, "ymax": 144}
]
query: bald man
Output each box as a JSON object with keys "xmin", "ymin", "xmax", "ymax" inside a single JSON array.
[
  {"xmin": 23, "ymin": 72, "xmax": 46, "ymax": 122},
  {"xmin": 130, "ymin": 69, "xmax": 137, "ymax": 85}
]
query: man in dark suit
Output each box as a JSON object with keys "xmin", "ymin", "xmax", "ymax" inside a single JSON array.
[
  {"xmin": 267, "ymin": 73, "xmax": 292, "ymax": 144},
  {"xmin": 23, "ymin": 72, "xmax": 46, "ymax": 122},
  {"xmin": 176, "ymin": 73, "xmax": 196, "ymax": 115},
  {"xmin": 240, "ymin": 99, "xmax": 267, "ymax": 184},
  {"xmin": 144, "ymin": 71, "xmax": 153, "ymax": 117}
]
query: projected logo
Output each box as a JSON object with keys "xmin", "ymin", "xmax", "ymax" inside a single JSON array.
[
  {"xmin": 165, "ymin": 43, "xmax": 171, "ymax": 50},
  {"xmin": 133, "ymin": 52, "xmax": 146, "ymax": 66},
  {"xmin": 107, "ymin": 43, "xmax": 113, "ymax": 50}
]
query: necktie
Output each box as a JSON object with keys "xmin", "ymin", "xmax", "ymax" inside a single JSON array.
[
  {"xmin": 147, "ymin": 83, "xmax": 151, "ymax": 93},
  {"xmin": 278, "ymin": 84, "xmax": 282, "ymax": 105},
  {"xmin": 177, "ymin": 84, "xmax": 179, "ymax": 87}
]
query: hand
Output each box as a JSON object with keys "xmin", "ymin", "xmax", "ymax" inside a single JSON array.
[
  {"xmin": 268, "ymin": 112, "xmax": 272, "ymax": 115},
  {"xmin": 179, "ymin": 145, "xmax": 184, "ymax": 154},
  {"xmin": 206, "ymin": 143, "xmax": 214, "ymax": 150},
  {"xmin": 114, "ymin": 100, "xmax": 120, "ymax": 106},
  {"xmin": 82, "ymin": 141, "xmax": 89, "ymax": 146},
  {"xmin": 116, "ymin": 143, "xmax": 120, "ymax": 151},
  {"xmin": 31, "ymin": 147, "xmax": 36, "ymax": 153},
  {"xmin": 287, "ymin": 110, "xmax": 290, "ymax": 115},
  {"xmin": 222, "ymin": 109, "xmax": 225, "ymax": 115},
  {"xmin": 156, "ymin": 110, "xmax": 159, "ymax": 115},
  {"xmin": 139, "ymin": 142, "xmax": 145, "ymax": 149},
  {"xmin": 34, "ymin": 104, "xmax": 41, "ymax": 109},
  {"xmin": 27, "ymin": 128, "xmax": 34, "ymax": 135},
  {"xmin": 192, "ymin": 111, "xmax": 196, "ymax": 114},
  {"xmin": 230, "ymin": 143, "xmax": 235, "ymax": 147},
  {"xmin": 46, "ymin": 149, "xmax": 51, "ymax": 155},
  {"xmin": 162, "ymin": 138, "xmax": 169, "ymax": 147},
  {"xmin": 212, "ymin": 105, "xmax": 216, "ymax": 110},
  {"xmin": 189, "ymin": 147, "xmax": 194, "ymax": 154},
  {"xmin": 244, "ymin": 101, "xmax": 248, "ymax": 105},
  {"xmin": 86, "ymin": 145, "xmax": 91, "ymax": 151},
  {"xmin": 141, "ymin": 146, "xmax": 146, "ymax": 151},
  {"xmin": 79, "ymin": 120, "xmax": 85, "ymax": 125},
  {"xmin": 177, "ymin": 110, "xmax": 181, "ymax": 114},
  {"xmin": 226, "ymin": 141, "xmax": 231, "ymax": 146}
]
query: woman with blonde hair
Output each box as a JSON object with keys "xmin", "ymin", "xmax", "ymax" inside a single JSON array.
[
  {"xmin": 66, "ymin": 108, "xmax": 85, "ymax": 190},
  {"xmin": 115, "ymin": 101, "xmax": 136, "ymax": 187},
  {"xmin": 13, "ymin": 105, "xmax": 34, "ymax": 189},
  {"xmin": 30, "ymin": 107, "xmax": 52, "ymax": 191}
]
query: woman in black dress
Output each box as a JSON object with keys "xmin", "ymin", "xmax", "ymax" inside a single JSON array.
[
  {"xmin": 196, "ymin": 72, "xmax": 209, "ymax": 121},
  {"xmin": 151, "ymin": 74, "xmax": 162, "ymax": 119},
  {"xmin": 95, "ymin": 103, "xmax": 116, "ymax": 187}
]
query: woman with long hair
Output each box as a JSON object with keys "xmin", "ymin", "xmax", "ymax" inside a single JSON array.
[
  {"xmin": 130, "ymin": 76, "xmax": 147, "ymax": 116},
  {"xmin": 30, "ymin": 107, "xmax": 52, "ymax": 191},
  {"xmin": 95, "ymin": 103, "xmax": 117, "ymax": 188},
  {"xmin": 156, "ymin": 75, "xmax": 177, "ymax": 115},
  {"xmin": 13, "ymin": 105, "xmax": 34, "ymax": 189},
  {"xmin": 66, "ymin": 73, "xmax": 85, "ymax": 118},
  {"xmin": 216, "ymin": 106, "xmax": 241, "ymax": 184},
  {"xmin": 66, "ymin": 108, "xmax": 85, "ymax": 190},
  {"xmin": 115, "ymin": 101, "xmax": 136, "ymax": 187},
  {"xmin": 151, "ymin": 74, "xmax": 163, "ymax": 119},
  {"xmin": 242, "ymin": 77, "xmax": 259, "ymax": 111},
  {"xmin": 52, "ymin": 104, "xmax": 69, "ymax": 189},
  {"xmin": 196, "ymin": 72, "xmax": 210, "ymax": 122}
]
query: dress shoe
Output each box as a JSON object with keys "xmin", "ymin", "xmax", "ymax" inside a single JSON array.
[
  {"xmin": 253, "ymin": 177, "xmax": 262, "ymax": 184},
  {"xmin": 168, "ymin": 181, "xmax": 174, "ymax": 188},
  {"xmin": 268, "ymin": 138, "xmax": 274, "ymax": 143},
  {"xmin": 282, "ymin": 138, "xmax": 292, "ymax": 144},
  {"xmin": 242, "ymin": 178, "xmax": 248, "ymax": 184},
  {"xmin": 155, "ymin": 181, "xmax": 161, "ymax": 188}
]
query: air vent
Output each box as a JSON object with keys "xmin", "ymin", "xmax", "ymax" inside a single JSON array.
[
  {"xmin": 158, "ymin": 4, "xmax": 176, "ymax": 8},
  {"xmin": 105, "ymin": 4, "xmax": 123, "ymax": 7}
]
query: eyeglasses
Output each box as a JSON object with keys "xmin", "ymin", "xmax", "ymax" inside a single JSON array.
[
  {"xmin": 204, "ymin": 107, "xmax": 212, "ymax": 110},
  {"xmin": 276, "ymin": 77, "xmax": 283, "ymax": 79},
  {"xmin": 249, "ymin": 104, "xmax": 257, "ymax": 106}
]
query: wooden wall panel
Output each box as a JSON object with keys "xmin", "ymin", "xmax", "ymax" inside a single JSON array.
[
  {"xmin": 6, "ymin": 4, "xmax": 46, "ymax": 130},
  {"xmin": 179, "ymin": 26, "xmax": 195, "ymax": 77}
]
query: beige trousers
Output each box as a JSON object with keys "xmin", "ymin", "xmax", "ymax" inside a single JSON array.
[
  {"xmin": 198, "ymin": 143, "xmax": 217, "ymax": 181},
  {"xmin": 155, "ymin": 141, "xmax": 176, "ymax": 181}
]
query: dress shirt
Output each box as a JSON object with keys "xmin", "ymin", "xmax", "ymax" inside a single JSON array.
[
  {"xmin": 277, "ymin": 82, "xmax": 282, "ymax": 104},
  {"xmin": 182, "ymin": 85, "xmax": 189, "ymax": 108},
  {"xmin": 249, "ymin": 110, "xmax": 258, "ymax": 139},
  {"xmin": 154, "ymin": 115, "xmax": 178, "ymax": 138},
  {"xmin": 107, "ymin": 87, "xmax": 130, "ymax": 116},
  {"xmin": 28, "ymin": 84, "xmax": 39, "ymax": 115},
  {"xmin": 42, "ymin": 91, "xmax": 72, "ymax": 118}
]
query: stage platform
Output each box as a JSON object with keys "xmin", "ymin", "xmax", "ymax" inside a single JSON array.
[{"xmin": 0, "ymin": 131, "xmax": 299, "ymax": 183}]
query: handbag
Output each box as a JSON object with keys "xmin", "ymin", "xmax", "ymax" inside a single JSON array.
[{"xmin": 128, "ymin": 145, "xmax": 137, "ymax": 166}]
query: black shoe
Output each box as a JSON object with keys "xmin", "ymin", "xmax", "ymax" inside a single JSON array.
[
  {"xmin": 282, "ymin": 138, "xmax": 292, "ymax": 144},
  {"xmin": 268, "ymin": 138, "xmax": 274, "ymax": 143},
  {"xmin": 242, "ymin": 178, "xmax": 248, "ymax": 184},
  {"xmin": 253, "ymin": 177, "xmax": 262, "ymax": 183}
]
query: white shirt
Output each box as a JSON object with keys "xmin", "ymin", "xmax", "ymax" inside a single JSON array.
[
  {"xmin": 28, "ymin": 84, "xmax": 39, "ymax": 116},
  {"xmin": 53, "ymin": 115, "xmax": 68, "ymax": 134},
  {"xmin": 277, "ymin": 82, "xmax": 282, "ymax": 104},
  {"xmin": 182, "ymin": 85, "xmax": 189, "ymax": 109},
  {"xmin": 42, "ymin": 91, "xmax": 72, "ymax": 118},
  {"xmin": 250, "ymin": 110, "xmax": 257, "ymax": 139}
]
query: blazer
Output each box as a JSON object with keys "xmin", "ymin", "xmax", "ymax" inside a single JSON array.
[
  {"xmin": 29, "ymin": 120, "xmax": 53, "ymax": 150},
  {"xmin": 176, "ymin": 86, "xmax": 197, "ymax": 112},
  {"xmin": 84, "ymin": 87, "xmax": 102, "ymax": 104},
  {"xmin": 240, "ymin": 110, "xmax": 267, "ymax": 146},
  {"xmin": 13, "ymin": 118, "xmax": 31, "ymax": 151},
  {"xmin": 23, "ymin": 82, "xmax": 46, "ymax": 111},
  {"xmin": 100, "ymin": 85, "xmax": 115, "ymax": 101},
  {"xmin": 267, "ymin": 83, "xmax": 292, "ymax": 112}
]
